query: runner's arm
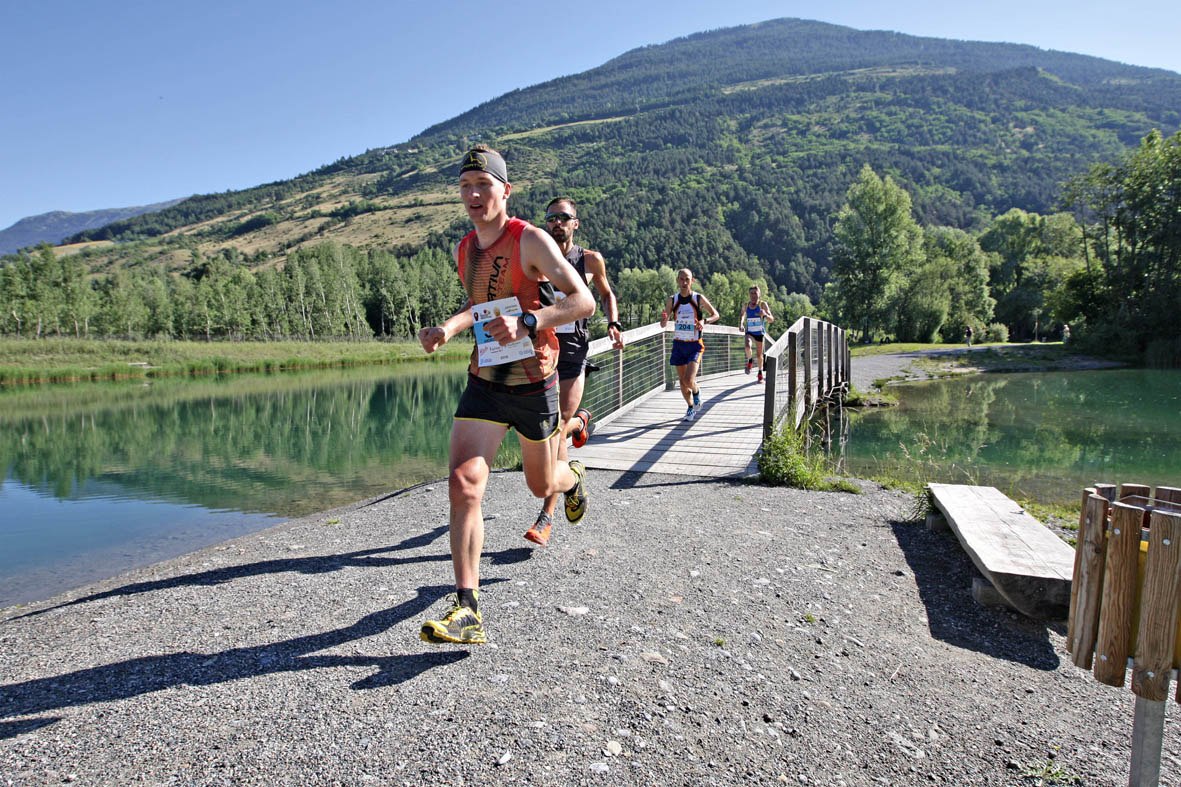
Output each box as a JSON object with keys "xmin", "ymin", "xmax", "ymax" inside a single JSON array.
[
  {"xmin": 585, "ymin": 250, "xmax": 623, "ymax": 348},
  {"xmin": 761, "ymin": 300, "xmax": 774, "ymax": 323},
  {"xmin": 419, "ymin": 299, "xmax": 473, "ymax": 354},
  {"xmin": 698, "ymin": 294, "xmax": 721, "ymax": 326},
  {"xmin": 485, "ymin": 226, "xmax": 592, "ymax": 343},
  {"xmin": 660, "ymin": 295, "xmax": 675, "ymax": 327}
]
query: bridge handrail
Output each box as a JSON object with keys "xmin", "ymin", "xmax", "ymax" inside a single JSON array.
[
  {"xmin": 580, "ymin": 317, "xmax": 847, "ymax": 442},
  {"xmin": 582, "ymin": 322, "xmax": 745, "ymax": 431},
  {"xmin": 762, "ymin": 316, "xmax": 849, "ymax": 438}
]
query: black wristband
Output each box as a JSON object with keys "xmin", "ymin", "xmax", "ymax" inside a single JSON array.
[{"xmin": 607, "ymin": 321, "xmax": 623, "ymax": 332}]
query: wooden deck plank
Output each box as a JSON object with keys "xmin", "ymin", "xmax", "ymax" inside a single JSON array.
[{"xmin": 570, "ymin": 372, "xmax": 765, "ymax": 478}]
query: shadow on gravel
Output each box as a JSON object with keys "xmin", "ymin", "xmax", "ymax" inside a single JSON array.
[
  {"xmin": 10, "ymin": 528, "xmax": 532, "ymax": 621},
  {"xmin": 0, "ymin": 581, "xmax": 505, "ymax": 739},
  {"xmin": 608, "ymin": 471, "xmax": 721, "ymax": 491},
  {"xmin": 891, "ymin": 520, "xmax": 1060, "ymax": 671}
]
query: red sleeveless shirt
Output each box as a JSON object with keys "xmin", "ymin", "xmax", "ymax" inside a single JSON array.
[{"xmin": 457, "ymin": 217, "xmax": 558, "ymax": 385}]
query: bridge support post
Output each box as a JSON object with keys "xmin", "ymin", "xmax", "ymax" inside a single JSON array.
[
  {"xmin": 788, "ymin": 330, "xmax": 799, "ymax": 429},
  {"xmin": 802, "ymin": 318, "xmax": 813, "ymax": 416},
  {"xmin": 762, "ymin": 354, "xmax": 777, "ymax": 441},
  {"xmin": 616, "ymin": 346, "xmax": 624, "ymax": 412}
]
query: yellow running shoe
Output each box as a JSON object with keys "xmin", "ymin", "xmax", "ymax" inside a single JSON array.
[
  {"xmin": 420, "ymin": 595, "xmax": 486, "ymax": 644},
  {"xmin": 564, "ymin": 460, "xmax": 588, "ymax": 524}
]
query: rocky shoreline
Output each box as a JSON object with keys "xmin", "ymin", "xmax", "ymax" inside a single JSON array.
[{"xmin": 2, "ymin": 469, "xmax": 1176, "ymax": 785}]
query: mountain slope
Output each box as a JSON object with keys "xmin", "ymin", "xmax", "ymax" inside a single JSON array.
[
  {"xmin": 33, "ymin": 18, "xmax": 1181, "ymax": 299},
  {"xmin": 0, "ymin": 199, "xmax": 182, "ymax": 255}
]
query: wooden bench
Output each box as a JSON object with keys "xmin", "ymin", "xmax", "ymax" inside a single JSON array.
[{"xmin": 926, "ymin": 483, "xmax": 1074, "ymax": 620}]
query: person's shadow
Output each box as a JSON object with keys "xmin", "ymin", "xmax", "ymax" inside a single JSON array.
[
  {"xmin": 12, "ymin": 525, "xmax": 530, "ymax": 621},
  {"xmin": 1, "ymin": 578, "xmax": 509, "ymax": 739}
]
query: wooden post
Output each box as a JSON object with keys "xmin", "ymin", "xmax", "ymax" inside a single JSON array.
[
  {"xmin": 1093, "ymin": 502, "xmax": 1146, "ymax": 686},
  {"xmin": 826, "ymin": 324, "xmax": 834, "ymax": 394},
  {"xmin": 661, "ymin": 330, "xmax": 670, "ymax": 391},
  {"xmin": 1070, "ymin": 493, "xmax": 1111, "ymax": 668},
  {"xmin": 802, "ymin": 318, "xmax": 812, "ymax": 415},
  {"xmin": 763, "ymin": 354, "xmax": 778, "ymax": 441},
  {"xmin": 1120, "ymin": 483, "xmax": 1152, "ymax": 503},
  {"xmin": 1094, "ymin": 482, "xmax": 1118, "ymax": 503},
  {"xmin": 1132, "ymin": 510, "xmax": 1181, "ymax": 701},
  {"xmin": 1067, "ymin": 487, "xmax": 1097, "ymax": 651},
  {"xmin": 616, "ymin": 345, "xmax": 624, "ymax": 411},
  {"xmin": 815, "ymin": 320, "xmax": 825, "ymax": 403},
  {"xmin": 1157, "ymin": 487, "xmax": 1181, "ymax": 513},
  {"xmin": 788, "ymin": 329, "xmax": 799, "ymax": 429}
]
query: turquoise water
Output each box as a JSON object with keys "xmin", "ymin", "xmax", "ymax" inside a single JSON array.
[
  {"xmin": 0, "ymin": 362, "xmax": 523, "ymax": 607},
  {"xmin": 839, "ymin": 368, "xmax": 1181, "ymax": 506}
]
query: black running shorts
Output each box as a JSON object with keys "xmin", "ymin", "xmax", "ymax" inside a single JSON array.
[
  {"xmin": 556, "ymin": 334, "xmax": 590, "ymax": 381},
  {"xmin": 454, "ymin": 373, "xmax": 560, "ymax": 442}
]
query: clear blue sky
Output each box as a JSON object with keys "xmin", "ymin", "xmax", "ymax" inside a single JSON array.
[{"xmin": 2, "ymin": 0, "xmax": 1178, "ymax": 231}]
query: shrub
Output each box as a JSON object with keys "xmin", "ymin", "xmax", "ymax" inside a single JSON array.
[
  {"xmin": 758, "ymin": 421, "xmax": 860, "ymax": 493},
  {"xmin": 981, "ymin": 322, "xmax": 1009, "ymax": 343}
]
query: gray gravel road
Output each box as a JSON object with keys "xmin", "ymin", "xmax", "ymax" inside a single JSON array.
[{"xmin": 2, "ymin": 470, "xmax": 1176, "ymax": 785}]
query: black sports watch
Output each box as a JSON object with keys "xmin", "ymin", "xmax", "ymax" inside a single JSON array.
[
  {"xmin": 521, "ymin": 312, "xmax": 538, "ymax": 339},
  {"xmin": 607, "ymin": 320, "xmax": 623, "ymax": 332}
]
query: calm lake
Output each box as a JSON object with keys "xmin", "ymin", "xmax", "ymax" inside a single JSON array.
[
  {"xmin": 0, "ymin": 361, "xmax": 523, "ymax": 608},
  {"xmin": 838, "ymin": 368, "xmax": 1181, "ymax": 506},
  {"xmin": 3, "ymin": 363, "xmax": 1177, "ymax": 607}
]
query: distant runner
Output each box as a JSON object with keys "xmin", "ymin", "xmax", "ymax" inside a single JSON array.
[
  {"xmin": 525, "ymin": 197, "xmax": 624, "ymax": 548},
  {"xmin": 417, "ymin": 145, "xmax": 594, "ymax": 644},
  {"xmin": 741, "ymin": 285, "xmax": 774, "ymax": 384},
  {"xmin": 660, "ymin": 267, "xmax": 719, "ymax": 421}
]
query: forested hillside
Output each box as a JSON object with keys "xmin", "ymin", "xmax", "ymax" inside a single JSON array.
[{"xmin": 3, "ymin": 18, "xmax": 1179, "ymax": 353}]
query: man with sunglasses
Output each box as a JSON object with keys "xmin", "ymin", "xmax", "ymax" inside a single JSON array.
[
  {"xmin": 524, "ymin": 197, "xmax": 624, "ymax": 547},
  {"xmin": 417, "ymin": 146, "xmax": 595, "ymax": 645}
]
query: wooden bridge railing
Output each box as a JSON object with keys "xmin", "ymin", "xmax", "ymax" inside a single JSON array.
[
  {"xmin": 578, "ymin": 322, "xmax": 745, "ymax": 431},
  {"xmin": 761, "ymin": 317, "xmax": 850, "ymax": 439},
  {"xmin": 575, "ymin": 316, "xmax": 848, "ymax": 440}
]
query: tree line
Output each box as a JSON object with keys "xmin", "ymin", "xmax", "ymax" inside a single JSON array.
[{"xmin": 828, "ymin": 129, "xmax": 1181, "ymax": 360}]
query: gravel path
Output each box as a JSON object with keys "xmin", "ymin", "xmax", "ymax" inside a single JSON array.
[{"xmin": 2, "ymin": 470, "xmax": 1177, "ymax": 785}]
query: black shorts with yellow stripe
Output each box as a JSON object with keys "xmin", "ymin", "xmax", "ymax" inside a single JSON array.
[{"xmin": 454, "ymin": 372, "xmax": 560, "ymax": 442}]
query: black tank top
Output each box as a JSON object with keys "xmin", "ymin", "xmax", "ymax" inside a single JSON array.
[{"xmin": 555, "ymin": 245, "xmax": 590, "ymax": 346}]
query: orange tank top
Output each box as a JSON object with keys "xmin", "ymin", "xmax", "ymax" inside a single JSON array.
[{"xmin": 457, "ymin": 217, "xmax": 558, "ymax": 385}]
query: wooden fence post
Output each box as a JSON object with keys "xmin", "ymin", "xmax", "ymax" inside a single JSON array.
[
  {"xmin": 802, "ymin": 318, "xmax": 813, "ymax": 415},
  {"xmin": 763, "ymin": 354, "xmax": 777, "ymax": 441},
  {"xmin": 788, "ymin": 329, "xmax": 799, "ymax": 429}
]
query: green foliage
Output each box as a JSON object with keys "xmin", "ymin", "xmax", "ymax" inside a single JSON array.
[
  {"xmin": 832, "ymin": 165, "xmax": 924, "ymax": 341},
  {"xmin": 1065, "ymin": 129, "xmax": 1181, "ymax": 363},
  {"xmin": 982, "ymin": 322, "xmax": 1010, "ymax": 342},
  {"xmin": 758, "ymin": 420, "xmax": 859, "ymax": 492}
]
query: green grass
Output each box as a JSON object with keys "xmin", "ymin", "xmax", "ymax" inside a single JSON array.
[
  {"xmin": 844, "ymin": 384, "xmax": 898, "ymax": 406},
  {"xmin": 850, "ymin": 342, "xmax": 1010, "ymax": 357},
  {"xmin": 758, "ymin": 421, "xmax": 861, "ymax": 493},
  {"xmin": 0, "ymin": 337, "xmax": 473, "ymax": 386}
]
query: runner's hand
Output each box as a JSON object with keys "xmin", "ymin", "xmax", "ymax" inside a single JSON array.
[
  {"xmin": 419, "ymin": 326, "xmax": 447, "ymax": 353},
  {"xmin": 485, "ymin": 315, "xmax": 527, "ymax": 345},
  {"xmin": 609, "ymin": 325, "xmax": 624, "ymax": 350}
]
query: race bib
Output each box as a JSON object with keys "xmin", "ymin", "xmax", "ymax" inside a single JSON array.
[
  {"xmin": 746, "ymin": 317, "xmax": 763, "ymax": 333},
  {"xmin": 473, "ymin": 297, "xmax": 535, "ymax": 367},
  {"xmin": 552, "ymin": 290, "xmax": 575, "ymax": 334},
  {"xmin": 674, "ymin": 318, "xmax": 697, "ymax": 341}
]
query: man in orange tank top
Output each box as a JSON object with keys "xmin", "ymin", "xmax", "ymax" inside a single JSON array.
[{"xmin": 417, "ymin": 145, "xmax": 595, "ymax": 645}]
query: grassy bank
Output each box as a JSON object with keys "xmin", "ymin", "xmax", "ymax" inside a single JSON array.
[{"xmin": 0, "ymin": 337, "xmax": 473, "ymax": 385}]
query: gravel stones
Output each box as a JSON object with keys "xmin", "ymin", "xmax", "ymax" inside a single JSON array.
[{"xmin": 1, "ymin": 470, "xmax": 1176, "ymax": 784}]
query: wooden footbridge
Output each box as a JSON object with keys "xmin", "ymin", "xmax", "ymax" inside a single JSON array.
[{"xmin": 569, "ymin": 317, "xmax": 849, "ymax": 477}]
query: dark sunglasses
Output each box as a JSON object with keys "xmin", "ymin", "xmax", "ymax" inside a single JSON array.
[{"xmin": 545, "ymin": 211, "xmax": 576, "ymax": 223}]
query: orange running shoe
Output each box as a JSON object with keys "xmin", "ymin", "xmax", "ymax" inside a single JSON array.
[
  {"xmin": 524, "ymin": 511, "xmax": 553, "ymax": 546},
  {"xmin": 571, "ymin": 408, "xmax": 593, "ymax": 448}
]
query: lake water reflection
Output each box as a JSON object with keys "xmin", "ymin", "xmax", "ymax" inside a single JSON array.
[
  {"xmin": 0, "ymin": 361, "xmax": 518, "ymax": 607},
  {"xmin": 838, "ymin": 368, "xmax": 1181, "ymax": 506}
]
